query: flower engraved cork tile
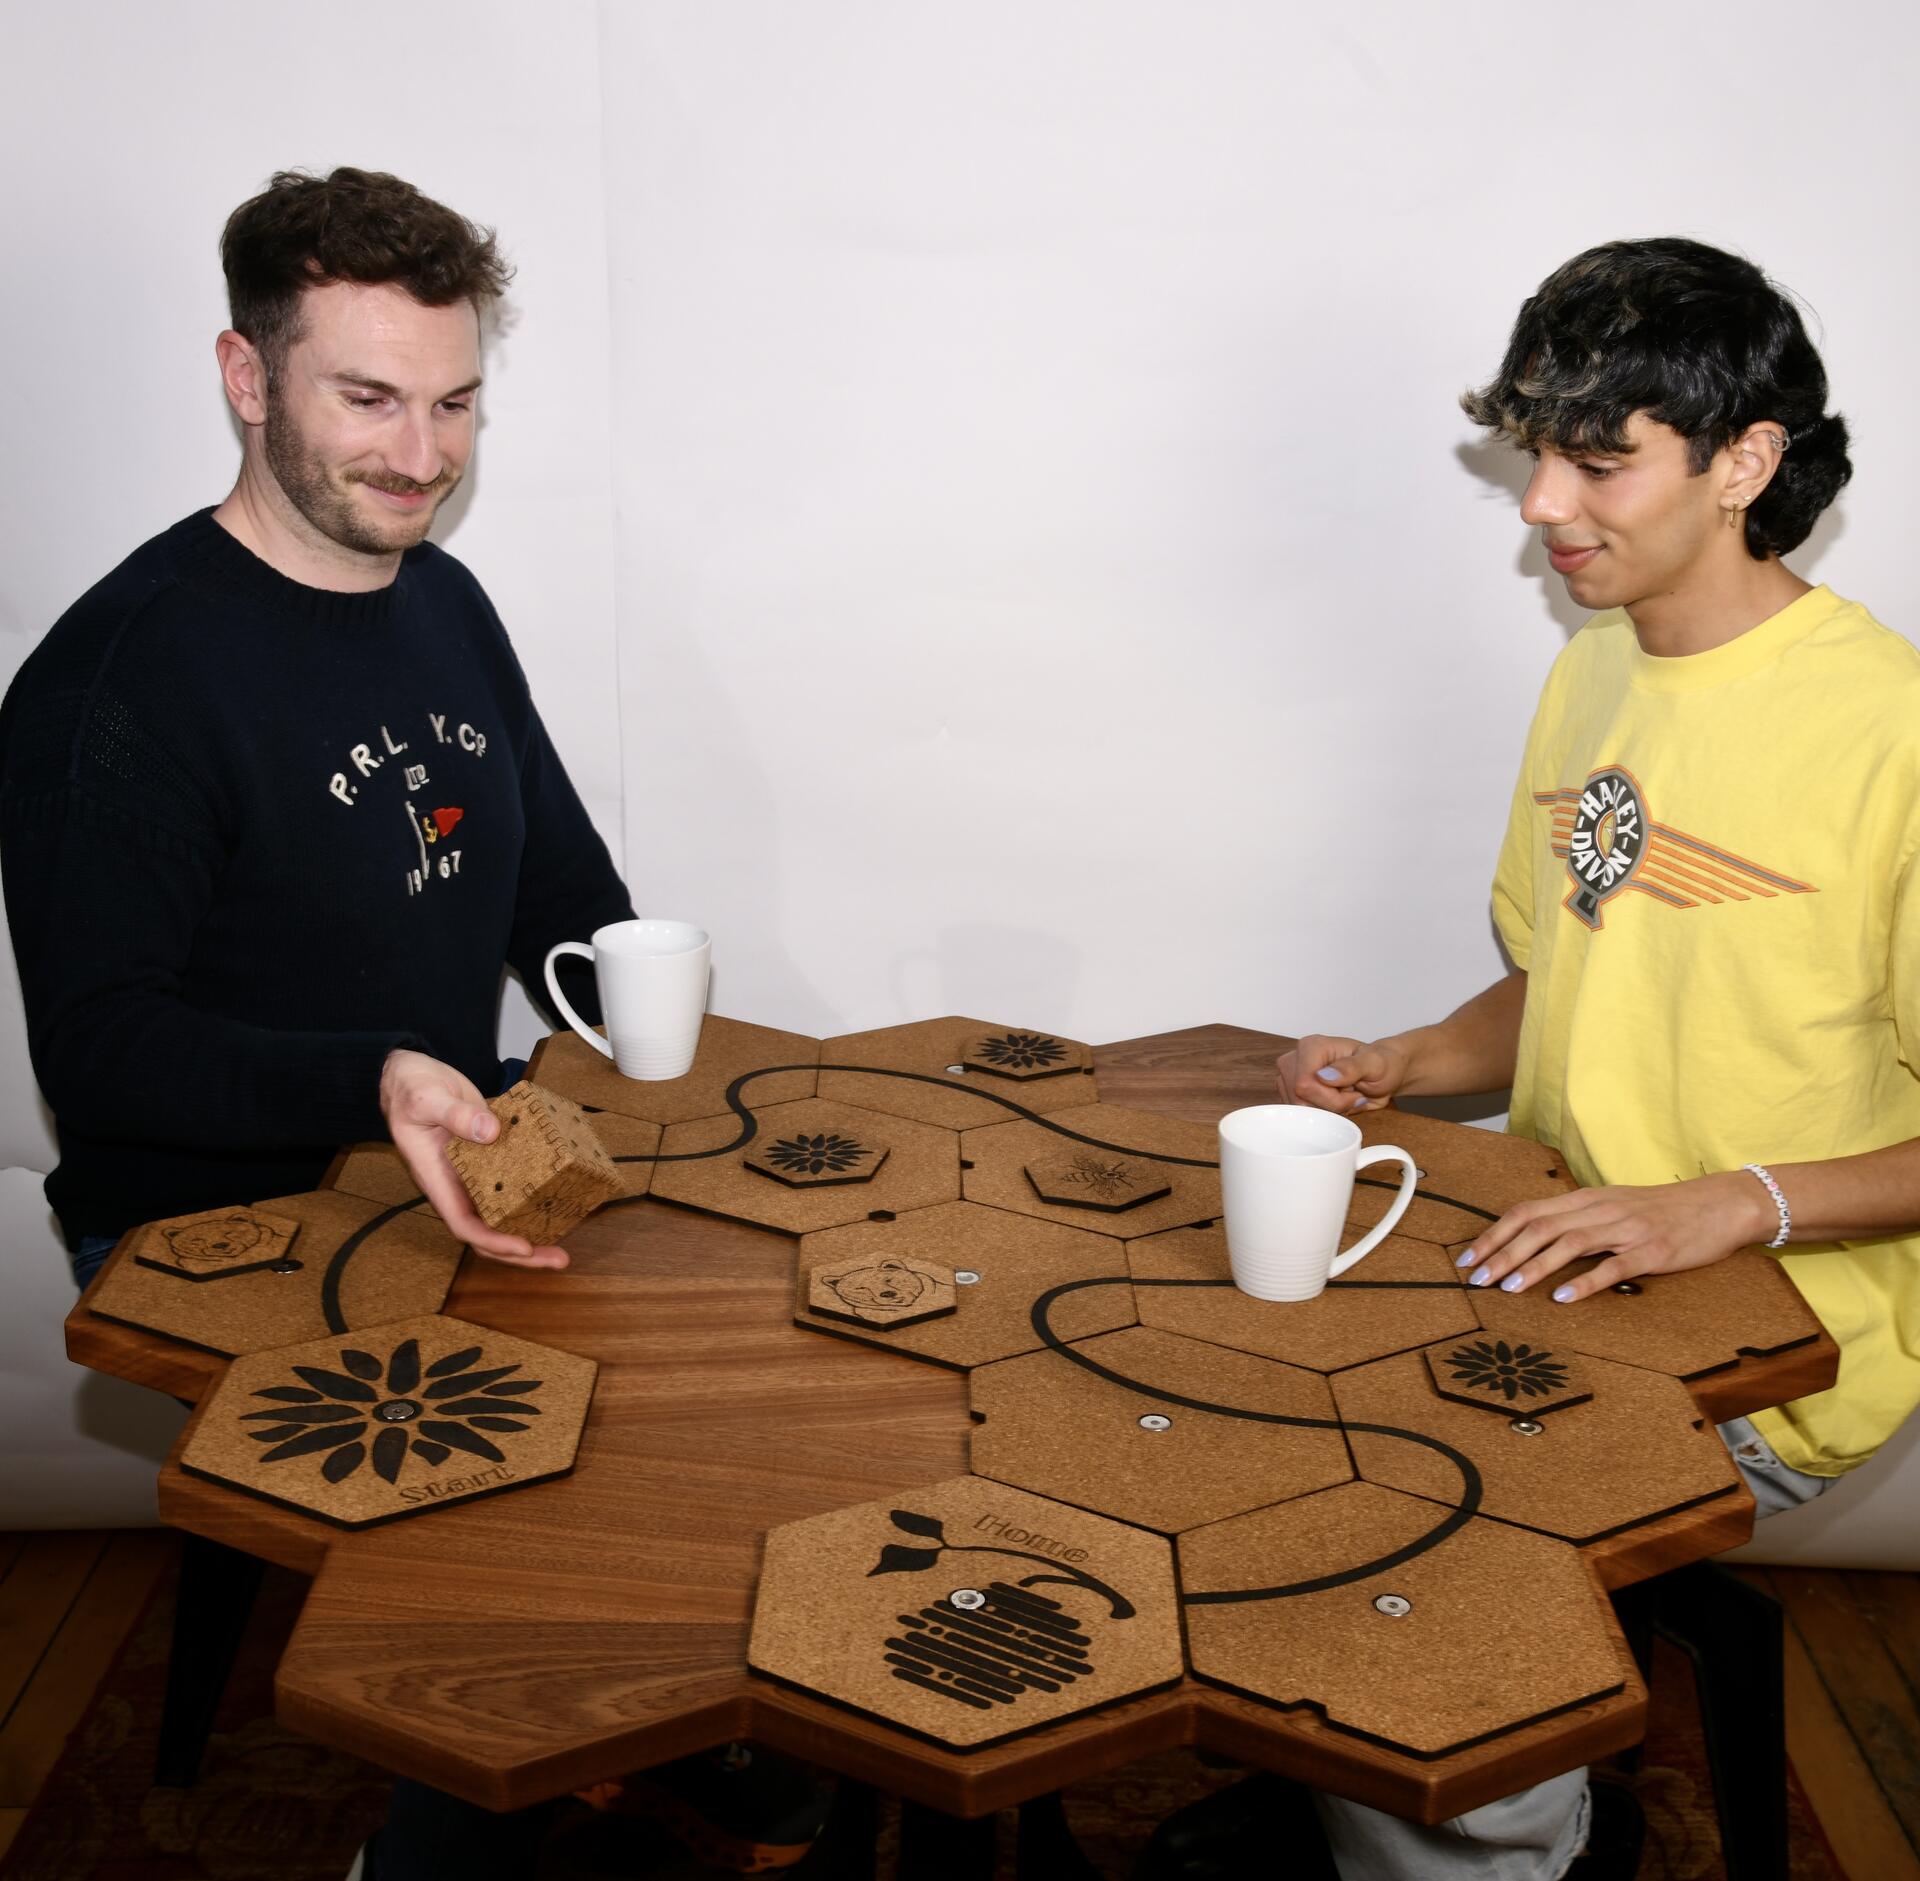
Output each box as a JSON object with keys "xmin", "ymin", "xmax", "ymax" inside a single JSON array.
[
  {"xmin": 817, "ymin": 1017, "xmax": 1100, "ymax": 1130},
  {"xmin": 446, "ymin": 1081, "xmax": 627, "ymax": 1243},
  {"xmin": 88, "ymin": 1190, "xmax": 463, "ymax": 1357},
  {"xmin": 180, "ymin": 1313, "xmax": 596, "ymax": 1528},
  {"xmin": 746, "ymin": 1131, "xmax": 891, "ymax": 1189},
  {"xmin": 749, "ymin": 1475, "xmax": 1182, "ymax": 1749},
  {"xmin": 808, "ymin": 1254, "xmax": 957, "ymax": 1330}
]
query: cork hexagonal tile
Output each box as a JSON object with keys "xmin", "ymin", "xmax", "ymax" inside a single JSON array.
[
  {"xmin": 180, "ymin": 1313, "xmax": 596, "ymax": 1528},
  {"xmin": 969, "ymin": 1327, "xmax": 1351, "ymax": 1534},
  {"xmin": 650, "ymin": 1099, "xmax": 960, "ymax": 1235},
  {"xmin": 88, "ymin": 1190, "xmax": 463, "ymax": 1358},
  {"xmin": 530, "ymin": 1013, "xmax": 820, "ymax": 1126},
  {"xmin": 1126, "ymin": 1226, "xmax": 1480, "ymax": 1372},
  {"xmin": 809, "ymin": 1253, "xmax": 957, "ymax": 1330},
  {"xmin": 816, "ymin": 1017, "xmax": 1100, "ymax": 1131},
  {"xmin": 1425, "ymin": 1334, "xmax": 1593, "ymax": 1417},
  {"xmin": 1461, "ymin": 1247, "xmax": 1825, "ymax": 1384},
  {"xmin": 1180, "ymin": 1482, "xmax": 1630, "ymax": 1758},
  {"xmin": 749, "ymin": 1475, "xmax": 1182, "ymax": 1749},
  {"xmin": 1329, "ymin": 1346, "xmax": 1742, "ymax": 1544},
  {"xmin": 795, "ymin": 1203, "xmax": 1135, "ymax": 1369},
  {"xmin": 1024, "ymin": 1150, "xmax": 1173, "ymax": 1215},
  {"xmin": 1344, "ymin": 1111, "xmax": 1575, "ymax": 1249},
  {"xmin": 962, "ymin": 1107, "xmax": 1219, "ymax": 1240}
]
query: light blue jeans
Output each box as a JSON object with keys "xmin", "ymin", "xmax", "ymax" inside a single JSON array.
[{"xmin": 1312, "ymin": 1416, "xmax": 1832, "ymax": 1880}]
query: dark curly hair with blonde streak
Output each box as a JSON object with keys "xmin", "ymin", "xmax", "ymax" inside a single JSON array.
[
  {"xmin": 1462, "ymin": 237, "xmax": 1852, "ymax": 560},
  {"xmin": 220, "ymin": 167, "xmax": 514, "ymax": 386}
]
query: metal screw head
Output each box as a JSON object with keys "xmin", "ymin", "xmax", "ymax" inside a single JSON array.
[
  {"xmin": 950, "ymin": 1588, "xmax": 986, "ymax": 1611},
  {"xmin": 1373, "ymin": 1593, "xmax": 1412, "ymax": 1618},
  {"xmin": 1612, "ymin": 1280, "xmax": 1642, "ymax": 1295},
  {"xmin": 954, "ymin": 1270, "xmax": 981, "ymax": 1286},
  {"xmin": 1511, "ymin": 1418, "xmax": 1545, "ymax": 1436},
  {"xmin": 1139, "ymin": 1414, "xmax": 1172, "ymax": 1432},
  {"xmin": 945, "ymin": 1064, "xmax": 968, "ymax": 1076},
  {"xmin": 270, "ymin": 1259, "xmax": 301, "ymax": 1275},
  {"xmin": 375, "ymin": 1399, "xmax": 421, "ymax": 1424}
]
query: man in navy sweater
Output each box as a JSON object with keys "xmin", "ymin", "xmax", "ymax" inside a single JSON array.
[{"xmin": 1, "ymin": 167, "xmax": 634, "ymax": 1285}]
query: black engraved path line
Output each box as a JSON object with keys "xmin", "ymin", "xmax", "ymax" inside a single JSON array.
[
  {"xmin": 1028, "ymin": 1276, "xmax": 1484, "ymax": 1605},
  {"xmin": 606, "ymin": 1062, "xmax": 1507, "ymax": 1223},
  {"xmin": 319, "ymin": 1197, "xmax": 432, "ymax": 1335}
]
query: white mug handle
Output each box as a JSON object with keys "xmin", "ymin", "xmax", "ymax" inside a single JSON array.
[
  {"xmin": 1329, "ymin": 1145, "xmax": 1419, "ymax": 1276},
  {"xmin": 543, "ymin": 941, "xmax": 613, "ymax": 1059}
]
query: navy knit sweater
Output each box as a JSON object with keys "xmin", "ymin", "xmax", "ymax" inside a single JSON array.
[{"xmin": 0, "ymin": 510, "xmax": 633, "ymax": 1245}]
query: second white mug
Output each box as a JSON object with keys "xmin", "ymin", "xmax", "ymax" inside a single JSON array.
[
  {"xmin": 543, "ymin": 919, "xmax": 711, "ymax": 1081},
  {"xmin": 1217, "ymin": 1104, "xmax": 1418, "ymax": 1302}
]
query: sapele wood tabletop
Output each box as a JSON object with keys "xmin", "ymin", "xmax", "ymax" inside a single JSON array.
[{"xmin": 66, "ymin": 1021, "xmax": 1837, "ymax": 1822}]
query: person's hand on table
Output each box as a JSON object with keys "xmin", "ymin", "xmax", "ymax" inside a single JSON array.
[
  {"xmin": 380, "ymin": 1048, "xmax": 570, "ymax": 1270},
  {"xmin": 1456, "ymin": 1171, "xmax": 1778, "ymax": 1302},
  {"xmin": 1276, "ymin": 1035, "xmax": 1411, "ymax": 1114}
]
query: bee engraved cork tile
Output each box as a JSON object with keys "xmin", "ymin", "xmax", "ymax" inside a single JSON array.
[
  {"xmin": 749, "ymin": 1475, "xmax": 1182, "ymax": 1749},
  {"xmin": 446, "ymin": 1081, "xmax": 627, "ymax": 1242},
  {"xmin": 179, "ymin": 1313, "xmax": 596, "ymax": 1528}
]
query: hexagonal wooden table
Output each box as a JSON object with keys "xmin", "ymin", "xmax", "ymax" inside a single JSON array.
[{"xmin": 64, "ymin": 1022, "xmax": 1839, "ymax": 1827}]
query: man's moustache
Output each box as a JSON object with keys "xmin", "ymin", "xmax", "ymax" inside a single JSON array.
[{"xmin": 347, "ymin": 470, "xmax": 454, "ymax": 498}]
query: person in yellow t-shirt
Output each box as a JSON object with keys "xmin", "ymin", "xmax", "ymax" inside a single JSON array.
[{"xmin": 1144, "ymin": 240, "xmax": 1892, "ymax": 1881}]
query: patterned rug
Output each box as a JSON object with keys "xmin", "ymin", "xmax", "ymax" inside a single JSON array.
[{"xmin": 0, "ymin": 1555, "xmax": 1845, "ymax": 1879}]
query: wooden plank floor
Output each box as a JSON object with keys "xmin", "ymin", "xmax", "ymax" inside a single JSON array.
[{"xmin": 0, "ymin": 1533, "xmax": 1915, "ymax": 1874}]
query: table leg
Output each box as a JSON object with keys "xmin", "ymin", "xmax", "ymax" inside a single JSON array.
[
  {"xmin": 898, "ymin": 1799, "xmax": 998, "ymax": 1879},
  {"xmin": 1016, "ymin": 1789, "xmax": 1104, "ymax": 1879},
  {"xmin": 788, "ymin": 1778, "xmax": 879, "ymax": 1877},
  {"xmin": 154, "ymin": 1530, "xmax": 268, "ymax": 1788}
]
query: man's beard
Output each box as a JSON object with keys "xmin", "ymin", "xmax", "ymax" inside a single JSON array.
[{"xmin": 263, "ymin": 405, "xmax": 456, "ymax": 556}]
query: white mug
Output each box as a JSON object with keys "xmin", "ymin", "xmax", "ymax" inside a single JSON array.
[
  {"xmin": 543, "ymin": 919, "xmax": 711, "ymax": 1080},
  {"xmin": 1217, "ymin": 1105, "xmax": 1419, "ymax": 1302}
]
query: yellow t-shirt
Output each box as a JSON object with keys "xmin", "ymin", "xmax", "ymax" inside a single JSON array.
[{"xmin": 1492, "ymin": 584, "xmax": 1920, "ymax": 1476}]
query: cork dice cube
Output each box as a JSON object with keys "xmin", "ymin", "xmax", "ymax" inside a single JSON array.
[{"xmin": 446, "ymin": 1081, "xmax": 626, "ymax": 1243}]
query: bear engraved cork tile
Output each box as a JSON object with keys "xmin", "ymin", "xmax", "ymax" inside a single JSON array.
[
  {"xmin": 180, "ymin": 1313, "xmax": 596, "ymax": 1527},
  {"xmin": 446, "ymin": 1081, "xmax": 627, "ymax": 1242},
  {"xmin": 749, "ymin": 1475, "xmax": 1182, "ymax": 1749},
  {"xmin": 808, "ymin": 1253, "xmax": 957, "ymax": 1329},
  {"xmin": 88, "ymin": 1190, "xmax": 463, "ymax": 1356}
]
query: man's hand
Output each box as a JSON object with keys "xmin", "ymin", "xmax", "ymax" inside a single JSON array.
[
  {"xmin": 1277, "ymin": 1035, "xmax": 1412, "ymax": 1113},
  {"xmin": 380, "ymin": 1049, "xmax": 569, "ymax": 1270},
  {"xmin": 1455, "ymin": 1171, "xmax": 1777, "ymax": 1301}
]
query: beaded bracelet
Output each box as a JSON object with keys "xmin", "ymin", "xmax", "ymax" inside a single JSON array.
[{"xmin": 1742, "ymin": 1162, "xmax": 1792, "ymax": 1249}]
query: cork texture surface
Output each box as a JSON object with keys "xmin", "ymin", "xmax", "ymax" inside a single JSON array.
[
  {"xmin": 1346, "ymin": 1110, "xmax": 1577, "ymax": 1248},
  {"xmin": 180, "ymin": 1312, "xmax": 596, "ymax": 1528},
  {"xmin": 1464, "ymin": 1245, "xmax": 1823, "ymax": 1381},
  {"xmin": 127, "ymin": 1205, "xmax": 303, "ymax": 1281},
  {"xmin": 970, "ymin": 1325, "xmax": 1351, "ymax": 1534},
  {"xmin": 962, "ymin": 1106, "xmax": 1220, "ymax": 1239},
  {"xmin": 1179, "ymin": 1481, "xmax": 1630, "ymax": 1757},
  {"xmin": 651, "ymin": 1098, "xmax": 960, "ymax": 1234},
  {"xmin": 817, "ymin": 1017, "xmax": 1101, "ymax": 1130},
  {"xmin": 1126, "ymin": 1226, "xmax": 1480, "ymax": 1372},
  {"xmin": 809, "ymin": 1254, "xmax": 958, "ymax": 1329},
  {"xmin": 89, "ymin": 1189, "xmax": 462, "ymax": 1357},
  {"xmin": 795, "ymin": 1203, "xmax": 1135, "ymax": 1369},
  {"xmin": 445, "ymin": 1081, "xmax": 626, "ymax": 1241},
  {"xmin": 1023, "ymin": 1150, "xmax": 1173, "ymax": 1214},
  {"xmin": 1331, "ymin": 1347, "xmax": 1742, "ymax": 1543},
  {"xmin": 749, "ymin": 1475, "xmax": 1182, "ymax": 1750},
  {"xmin": 531, "ymin": 1013, "xmax": 820, "ymax": 1125},
  {"xmin": 1424, "ymin": 1334, "xmax": 1594, "ymax": 1417}
]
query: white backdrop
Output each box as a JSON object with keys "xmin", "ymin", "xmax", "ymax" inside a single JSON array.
[{"xmin": 4, "ymin": 1, "xmax": 1918, "ymax": 1539}]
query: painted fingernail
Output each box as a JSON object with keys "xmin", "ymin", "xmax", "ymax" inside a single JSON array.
[
  {"xmin": 1455, "ymin": 1248, "xmax": 1478, "ymax": 1267},
  {"xmin": 1470, "ymin": 1266, "xmax": 1492, "ymax": 1287},
  {"xmin": 1500, "ymin": 1273, "xmax": 1525, "ymax": 1292},
  {"xmin": 1552, "ymin": 1284, "xmax": 1576, "ymax": 1303},
  {"xmin": 1316, "ymin": 1066, "xmax": 1342, "ymax": 1083},
  {"xmin": 1351, "ymin": 1096, "xmax": 1370, "ymax": 1112}
]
